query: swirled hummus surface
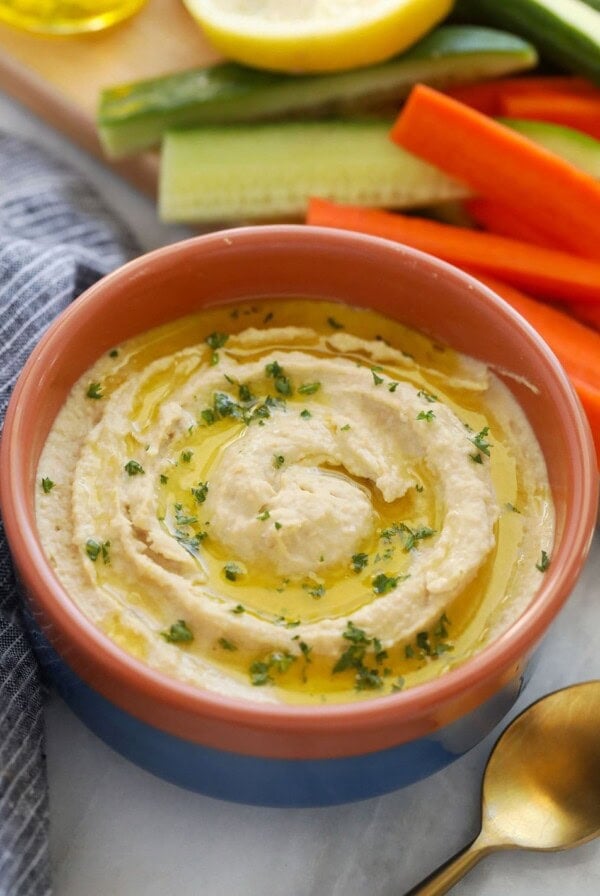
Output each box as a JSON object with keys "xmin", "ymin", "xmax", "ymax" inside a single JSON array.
[{"xmin": 36, "ymin": 299, "xmax": 554, "ymax": 703}]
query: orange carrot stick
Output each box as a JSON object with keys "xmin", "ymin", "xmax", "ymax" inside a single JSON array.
[
  {"xmin": 390, "ymin": 84, "xmax": 600, "ymax": 261},
  {"xmin": 445, "ymin": 75, "xmax": 599, "ymax": 114},
  {"xmin": 499, "ymin": 94, "xmax": 600, "ymax": 141},
  {"xmin": 464, "ymin": 198, "xmax": 569, "ymax": 250},
  {"xmin": 306, "ymin": 198, "xmax": 600, "ymax": 306}
]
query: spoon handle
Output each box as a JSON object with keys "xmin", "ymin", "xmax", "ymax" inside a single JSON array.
[{"xmin": 403, "ymin": 833, "xmax": 492, "ymax": 896}]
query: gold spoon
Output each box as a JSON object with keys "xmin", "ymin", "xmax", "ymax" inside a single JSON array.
[{"xmin": 406, "ymin": 680, "xmax": 600, "ymax": 895}]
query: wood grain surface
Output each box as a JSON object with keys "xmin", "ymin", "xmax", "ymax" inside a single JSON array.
[{"xmin": 0, "ymin": 0, "xmax": 221, "ymax": 196}]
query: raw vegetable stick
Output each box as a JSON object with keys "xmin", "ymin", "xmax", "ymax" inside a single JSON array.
[
  {"xmin": 306, "ymin": 198, "xmax": 600, "ymax": 306},
  {"xmin": 445, "ymin": 75, "xmax": 599, "ymax": 114},
  {"xmin": 390, "ymin": 84, "xmax": 600, "ymax": 260},
  {"xmin": 464, "ymin": 198, "xmax": 572, "ymax": 250},
  {"xmin": 500, "ymin": 93, "xmax": 600, "ymax": 141}
]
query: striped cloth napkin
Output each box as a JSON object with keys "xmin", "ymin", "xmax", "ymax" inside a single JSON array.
[{"xmin": 0, "ymin": 133, "xmax": 137, "ymax": 896}]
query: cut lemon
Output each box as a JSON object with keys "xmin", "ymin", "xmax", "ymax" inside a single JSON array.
[{"xmin": 183, "ymin": 0, "xmax": 455, "ymax": 73}]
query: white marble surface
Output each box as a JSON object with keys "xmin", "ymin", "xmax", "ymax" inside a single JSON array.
[{"xmin": 2, "ymin": 91, "xmax": 599, "ymax": 896}]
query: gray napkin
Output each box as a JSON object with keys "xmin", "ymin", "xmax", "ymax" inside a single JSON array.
[{"xmin": 0, "ymin": 133, "xmax": 137, "ymax": 896}]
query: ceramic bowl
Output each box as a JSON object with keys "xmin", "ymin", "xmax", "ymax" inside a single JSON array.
[{"xmin": 1, "ymin": 225, "xmax": 597, "ymax": 806}]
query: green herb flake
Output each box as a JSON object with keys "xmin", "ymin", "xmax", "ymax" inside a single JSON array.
[
  {"xmin": 85, "ymin": 538, "xmax": 110, "ymax": 564},
  {"xmin": 191, "ymin": 481, "xmax": 209, "ymax": 504},
  {"xmin": 300, "ymin": 409, "xmax": 312, "ymax": 419},
  {"xmin": 417, "ymin": 410, "xmax": 435, "ymax": 422},
  {"xmin": 224, "ymin": 561, "xmax": 243, "ymax": 582},
  {"xmin": 250, "ymin": 661, "xmax": 272, "ymax": 686},
  {"xmin": 108, "ymin": 349, "xmax": 119, "ymax": 358},
  {"xmin": 161, "ymin": 619, "xmax": 194, "ymax": 644},
  {"xmin": 218, "ymin": 637, "xmax": 237, "ymax": 651},
  {"xmin": 298, "ymin": 382, "xmax": 321, "ymax": 395},
  {"xmin": 160, "ymin": 474, "xmax": 169, "ymax": 485},
  {"xmin": 299, "ymin": 641, "xmax": 312, "ymax": 662},
  {"xmin": 371, "ymin": 369, "xmax": 384, "ymax": 386},
  {"xmin": 340, "ymin": 424, "xmax": 351, "ymax": 431},
  {"xmin": 206, "ymin": 332, "xmax": 229, "ymax": 350},
  {"xmin": 470, "ymin": 426, "xmax": 492, "ymax": 457},
  {"xmin": 200, "ymin": 408, "xmax": 216, "ymax": 426},
  {"xmin": 86, "ymin": 382, "xmax": 103, "ymax": 400},
  {"xmin": 505, "ymin": 502, "xmax": 521, "ymax": 514},
  {"xmin": 388, "ymin": 381, "xmax": 399, "ymax": 393},
  {"xmin": 327, "ymin": 316, "xmax": 344, "ymax": 330},
  {"xmin": 351, "ymin": 552, "xmax": 369, "ymax": 573},
  {"xmin": 470, "ymin": 453, "xmax": 484, "ymax": 464},
  {"xmin": 304, "ymin": 583, "xmax": 325, "ymax": 599},
  {"xmin": 238, "ymin": 383, "xmax": 254, "ymax": 403},
  {"xmin": 265, "ymin": 360, "xmax": 283, "ymax": 378},
  {"xmin": 124, "ymin": 460, "xmax": 145, "ymax": 476},
  {"xmin": 372, "ymin": 573, "xmax": 400, "ymax": 595},
  {"xmin": 417, "ymin": 389, "xmax": 438, "ymax": 403},
  {"xmin": 180, "ymin": 449, "xmax": 193, "ymax": 463},
  {"xmin": 257, "ymin": 509, "xmax": 270, "ymax": 521},
  {"xmin": 536, "ymin": 550, "xmax": 550, "ymax": 572},
  {"xmin": 231, "ymin": 604, "xmax": 245, "ymax": 614},
  {"xmin": 415, "ymin": 483, "xmax": 424, "ymax": 493},
  {"xmin": 274, "ymin": 521, "xmax": 283, "ymax": 530},
  {"xmin": 273, "ymin": 454, "xmax": 285, "ymax": 469},
  {"xmin": 41, "ymin": 477, "xmax": 55, "ymax": 494}
]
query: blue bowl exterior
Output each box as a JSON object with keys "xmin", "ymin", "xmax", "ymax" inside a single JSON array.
[{"xmin": 30, "ymin": 616, "xmax": 530, "ymax": 807}]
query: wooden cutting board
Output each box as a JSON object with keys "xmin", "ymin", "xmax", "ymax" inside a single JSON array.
[{"xmin": 0, "ymin": 0, "xmax": 221, "ymax": 196}]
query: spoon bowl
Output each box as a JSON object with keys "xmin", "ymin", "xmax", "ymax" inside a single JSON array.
[{"xmin": 408, "ymin": 680, "xmax": 600, "ymax": 895}]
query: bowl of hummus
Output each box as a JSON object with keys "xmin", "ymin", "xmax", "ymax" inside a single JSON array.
[{"xmin": 2, "ymin": 225, "xmax": 597, "ymax": 806}]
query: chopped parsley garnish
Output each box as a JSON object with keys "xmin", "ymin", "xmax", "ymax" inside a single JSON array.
[
  {"xmin": 351, "ymin": 552, "xmax": 369, "ymax": 573},
  {"xmin": 191, "ymin": 481, "xmax": 209, "ymax": 504},
  {"xmin": 263, "ymin": 311, "xmax": 274, "ymax": 324},
  {"xmin": 160, "ymin": 474, "xmax": 169, "ymax": 485},
  {"xmin": 273, "ymin": 454, "xmax": 285, "ymax": 469},
  {"xmin": 86, "ymin": 382, "xmax": 103, "ymax": 400},
  {"xmin": 327, "ymin": 316, "xmax": 344, "ymax": 330},
  {"xmin": 175, "ymin": 531, "xmax": 207, "ymax": 557},
  {"xmin": 206, "ymin": 332, "xmax": 229, "ymax": 350},
  {"xmin": 298, "ymin": 382, "xmax": 321, "ymax": 395},
  {"xmin": 41, "ymin": 477, "xmax": 55, "ymax": 494},
  {"xmin": 257, "ymin": 509, "xmax": 270, "ymax": 521},
  {"xmin": 265, "ymin": 360, "xmax": 283, "ymax": 378},
  {"xmin": 300, "ymin": 409, "xmax": 312, "ymax": 419},
  {"xmin": 223, "ymin": 561, "xmax": 243, "ymax": 582},
  {"xmin": 372, "ymin": 573, "xmax": 400, "ymax": 595},
  {"xmin": 470, "ymin": 426, "xmax": 492, "ymax": 457},
  {"xmin": 371, "ymin": 369, "xmax": 384, "ymax": 386},
  {"xmin": 417, "ymin": 410, "xmax": 435, "ymax": 422},
  {"xmin": 388, "ymin": 382, "xmax": 399, "ymax": 393},
  {"xmin": 332, "ymin": 622, "xmax": 384, "ymax": 691},
  {"xmin": 505, "ymin": 502, "xmax": 521, "ymax": 514},
  {"xmin": 124, "ymin": 460, "xmax": 145, "ymax": 476},
  {"xmin": 536, "ymin": 550, "xmax": 550, "ymax": 572},
  {"xmin": 232, "ymin": 604, "xmax": 245, "ymax": 614},
  {"xmin": 470, "ymin": 453, "xmax": 484, "ymax": 464},
  {"xmin": 85, "ymin": 539, "xmax": 110, "ymax": 564},
  {"xmin": 265, "ymin": 360, "xmax": 293, "ymax": 396},
  {"xmin": 405, "ymin": 613, "xmax": 454, "ymax": 659},
  {"xmin": 213, "ymin": 392, "xmax": 238, "ymax": 418},
  {"xmin": 274, "ymin": 521, "xmax": 283, "ymax": 530},
  {"xmin": 340, "ymin": 424, "xmax": 351, "ymax": 431},
  {"xmin": 417, "ymin": 389, "xmax": 438, "ymax": 403},
  {"xmin": 180, "ymin": 449, "xmax": 193, "ymax": 463},
  {"xmin": 238, "ymin": 383, "xmax": 254, "ymax": 403},
  {"xmin": 415, "ymin": 483, "xmax": 424, "ymax": 493},
  {"xmin": 303, "ymin": 583, "xmax": 325, "ymax": 599},
  {"xmin": 174, "ymin": 504, "xmax": 198, "ymax": 526},
  {"xmin": 200, "ymin": 408, "xmax": 216, "ymax": 426},
  {"xmin": 108, "ymin": 349, "xmax": 119, "ymax": 358},
  {"xmin": 298, "ymin": 641, "xmax": 312, "ymax": 662},
  {"xmin": 218, "ymin": 637, "xmax": 237, "ymax": 651},
  {"xmin": 161, "ymin": 619, "xmax": 193, "ymax": 644},
  {"xmin": 250, "ymin": 651, "xmax": 296, "ymax": 686},
  {"xmin": 380, "ymin": 523, "xmax": 435, "ymax": 551}
]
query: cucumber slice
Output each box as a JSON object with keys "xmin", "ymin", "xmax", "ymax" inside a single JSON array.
[
  {"xmin": 159, "ymin": 120, "xmax": 469, "ymax": 223},
  {"xmin": 502, "ymin": 118, "xmax": 600, "ymax": 176},
  {"xmin": 159, "ymin": 118, "xmax": 600, "ymax": 224},
  {"xmin": 454, "ymin": 0, "xmax": 600, "ymax": 85},
  {"xmin": 99, "ymin": 25, "xmax": 537, "ymax": 158}
]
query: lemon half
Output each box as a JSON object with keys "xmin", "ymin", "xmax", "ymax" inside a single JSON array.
[{"xmin": 184, "ymin": 0, "xmax": 455, "ymax": 73}]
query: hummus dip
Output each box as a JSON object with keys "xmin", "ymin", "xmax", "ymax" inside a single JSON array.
[{"xmin": 36, "ymin": 299, "xmax": 554, "ymax": 703}]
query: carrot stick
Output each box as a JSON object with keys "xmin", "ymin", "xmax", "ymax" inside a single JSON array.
[
  {"xmin": 306, "ymin": 198, "xmax": 600, "ymax": 306},
  {"xmin": 499, "ymin": 94, "xmax": 600, "ymax": 141},
  {"xmin": 569, "ymin": 303, "xmax": 600, "ymax": 332},
  {"xmin": 464, "ymin": 198, "xmax": 569, "ymax": 250},
  {"xmin": 390, "ymin": 84, "xmax": 600, "ymax": 261},
  {"xmin": 471, "ymin": 274, "xmax": 600, "ymax": 461},
  {"xmin": 445, "ymin": 75, "xmax": 599, "ymax": 114}
]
